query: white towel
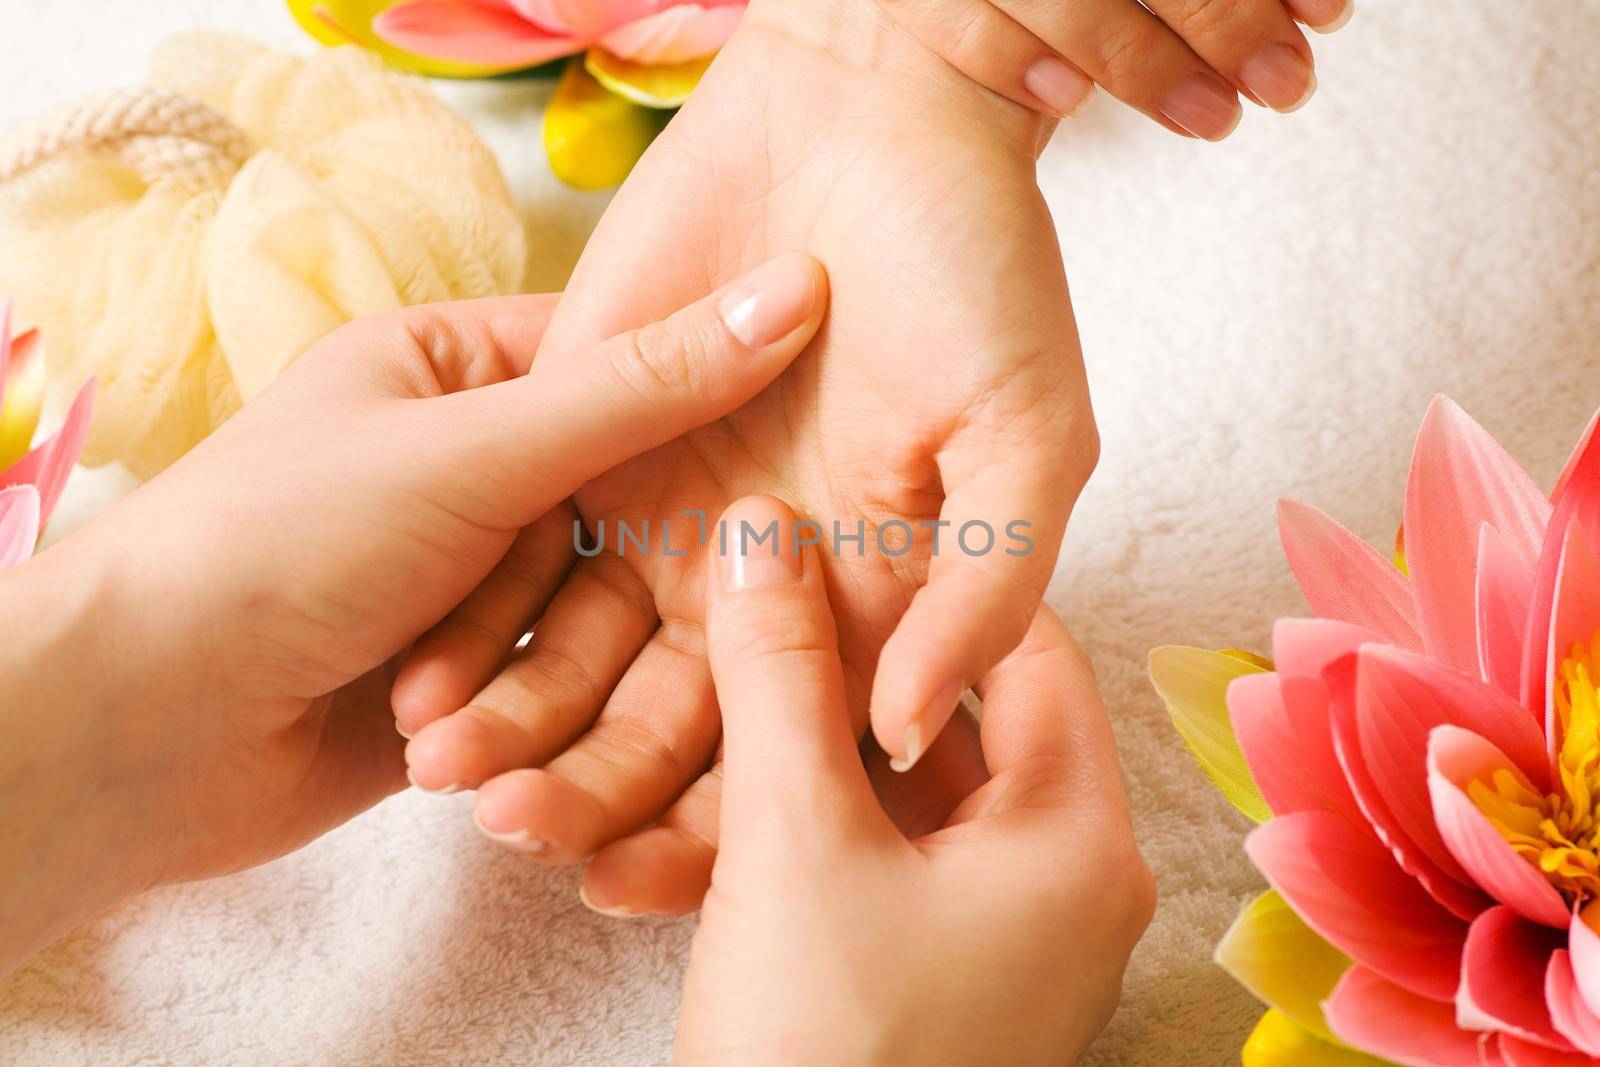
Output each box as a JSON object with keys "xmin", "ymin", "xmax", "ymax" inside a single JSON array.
[{"xmin": 4, "ymin": 1, "xmax": 1597, "ymax": 1063}]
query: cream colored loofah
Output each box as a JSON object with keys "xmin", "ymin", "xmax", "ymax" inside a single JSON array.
[{"xmin": 0, "ymin": 31, "xmax": 526, "ymax": 479}]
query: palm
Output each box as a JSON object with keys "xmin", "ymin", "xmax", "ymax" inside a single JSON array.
[{"xmin": 407, "ymin": 10, "xmax": 1092, "ymax": 915}]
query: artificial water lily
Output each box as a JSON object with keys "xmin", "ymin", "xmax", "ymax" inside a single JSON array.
[
  {"xmin": 290, "ymin": 1, "xmax": 746, "ymax": 188},
  {"xmin": 0, "ymin": 299, "xmax": 94, "ymax": 570},
  {"xmin": 1152, "ymin": 397, "xmax": 1600, "ymax": 1066}
]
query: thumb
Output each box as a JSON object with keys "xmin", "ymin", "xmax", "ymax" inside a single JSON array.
[
  {"xmin": 705, "ymin": 496, "xmax": 887, "ymax": 854},
  {"xmin": 428, "ymin": 252, "xmax": 827, "ymax": 530}
]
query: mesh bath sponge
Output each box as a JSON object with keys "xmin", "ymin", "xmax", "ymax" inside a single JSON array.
[{"xmin": 0, "ymin": 31, "xmax": 526, "ymax": 478}]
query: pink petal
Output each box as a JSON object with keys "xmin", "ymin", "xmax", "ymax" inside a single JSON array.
[
  {"xmin": 1405, "ymin": 397, "xmax": 1551, "ymax": 677},
  {"xmin": 1500, "ymin": 1035, "xmax": 1600, "ymax": 1067},
  {"xmin": 1549, "ymin": 950, "xmax": 1600, "ymax": 1058},
  {"xmin": 510, "ymin": 0, "xmax": 732, "ymax": 37},
  {"xmin": 0, "ymin": 377, "xmax": 94, "ymax": 526},
  {"xmin": 1246, "ymin": 810, "xmax": 1468, "ymax": 1001},
  {"xmin": 1325, "ymin": 964, "xmax": 1504, "ymax": 1066},
  {"xmin": 1326, "ymin": 654, "xmax": 1492, "ymax": 920},
  {"xmin": 374, "ymin": 0, "xmax": 586, "ymax": 66},
  {"xmin": 0, "ymin": 484, "xmax": 39, "ymax": 570},
  {"xmin": 1230, "ymin": 671, "xmax": 1362, "ymax": 820},
  {"xmin": 1278, "ymin": 498, "xmax": 1423, "ymax": 651},
  {"xmin": 1570, "ymin": 911, "xmax": 1600, "ymax": 1021},
  {"xmin": 1428, "ymin": 725, "xmax": 1570, "ymax": 928},
  {"xmin": 1543, "ymin": 519, "xmax": 1600, "ymax": 763},
  {"xmin": 599, "ymin": 4, "xmax": 743, "ymax": 63},
  {"xmin": 1274, "ymin": 617, "xmax": 1384, "ymax": 681},
  {"xmin": 1524, "ymin": 415, "xmax": 1600, "ymax": 724},
  {"xmin": 1480, "ymin": 523, "xmax": 1537, "ymax": 698},
  {"xmin": 1457, "ymin": 907, "xmax": 1569, "ymax": 1049}
]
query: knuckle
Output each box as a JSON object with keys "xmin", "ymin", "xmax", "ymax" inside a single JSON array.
[
  {"xmin": 615, "ymin": 319, "xmax": 709, "ymax": 400},
  {"xmin": 1096, "ymin": 23, "xmax": 1164, "ymax": 86},
  {"xmin": 588, "ymin": 718, "xmax": 691, "ymax": 787},
  {"xmin": 1169, "ymin": 0, "xmax": 1245, "ymax": 39}
]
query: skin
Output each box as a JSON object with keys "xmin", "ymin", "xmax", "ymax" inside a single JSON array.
[
  {"xmin": 395, "ymin": 0, "xmax": 1103, "ymax": 916},
  {"xmin": 0, "ymin": 256, "xmax": 830, "ymax": 975},
  {"xmin": 874, "ymin": 0, "xmax": 1354, "ymax": 132},
  {"xmin": 678, "ymin": 495, "xmax": 1154, "ymax": 1065}
]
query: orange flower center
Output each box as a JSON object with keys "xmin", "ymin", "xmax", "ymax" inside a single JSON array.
[{"xmin": 1471, "ymin": 630, "xmax": 1600, "ymax": 903}]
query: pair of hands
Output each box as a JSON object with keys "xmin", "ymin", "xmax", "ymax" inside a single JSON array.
[{"xmin": 1, "ymin": 251, "xmax": 1151, "ymax": 1062}]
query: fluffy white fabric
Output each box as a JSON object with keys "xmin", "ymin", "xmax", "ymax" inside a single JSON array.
[{"xmin": 4, "ymin": 1, "xmax": 1597, "ymax": 1063}]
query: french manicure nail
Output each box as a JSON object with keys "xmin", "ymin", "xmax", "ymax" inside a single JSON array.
[
  {"xmin": 718, "ymin": 253, "xmax": 818, "ymax": 348},
  {"xmin": 395, "ymin": 720, "xmax": 413, "ymax": 740},
  {"xmin": 472, "ymin": 809, "xmax": 547, "ymax": 851},
  {"xmin": 889, "ymin": 678, "xmax": 965, "ymax": 772},
  {"xmin": 1306, "ymin": 0, "xmax": 1353, "ymax": 33},
  {"xmin": 889, "ymin": 723, "xmax": 923, "ymax": 773},
  {"xmin": 1159, "ymin": 73, "xmax": 1242, "ymax": 141},
  {"xmin": 720, "ymin": 516, "xmax": 803, "ymax": 591},
  {"xmin": 1238, "ymin": 43, "xmax": 1316, "ymax": 113},
  {"xmin": 579, "ymin": 883, "xmax": 642, "ymax": 920},
  {"xmin": 406, "ymin": 766, "xmax": 464, "ymax": 795},
  {"xmin": 1022, "ymin": 55, "xmax": 1095, "ymax": 118}
]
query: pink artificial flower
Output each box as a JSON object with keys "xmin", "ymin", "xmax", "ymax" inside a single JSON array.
[
  {"xmin": 0, "ymin": 298, "xmax": 94, "ymax": 571},
  {"xmin": 374, "ymin": 0, "xmax": 746, "ymax": 69},
  {"xmin": 1230, "ymin": 397, "xmax": 1600, "ymax": 1065}
]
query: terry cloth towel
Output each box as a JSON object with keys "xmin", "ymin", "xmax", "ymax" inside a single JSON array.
[{"xmin": 3, "ymin": 1, "xmax": 1598, "ymax": 1063}]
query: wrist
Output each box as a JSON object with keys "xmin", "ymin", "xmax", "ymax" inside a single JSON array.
[
  {"xmin": 0, "ymin": 532, "xmax": 171, "ymax": 973},
  {"xmin": 741, "ymin": 0, "xmax": 1050, "ymax": 154}
]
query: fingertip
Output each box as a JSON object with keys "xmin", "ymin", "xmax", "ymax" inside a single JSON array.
[
  {"xmin": 715, "ymin": 252, "xmax": 829, "ymax": 351},
  {"xmin": 473, "ymin": 768, "xmax": 605, "ymax": 863},
  {"xmin": 403, "ymin": 709, "xmax": 508, "ymax": 793},
  {"xmin": 582, "ymin": 828, "xmax": 715, "ymax": 918},
  {"xmin": 391, "ymin": 648, "xmax": 471, "ymax": 737}
]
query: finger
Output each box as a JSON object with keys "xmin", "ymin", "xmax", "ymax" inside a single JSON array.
[
  {"xmin": 863, "ymin": 699, "xmax": 989, "ymax": 838},
  {"xmin": 871, "ymin": 405, "xmax": 1096, "ymax": 770},
  {"xmin": 949, "ymin": 608, "xmax": 1128, "ymax": 829},
  {"xmin": 873, "ymin": 0, "xmax": 1097, "ymax": 119},
  {"xmin": 422, "ymin": 253, "xmax": 829, "ymax": 532},
  {"xmin": 391, "ymin": 502, "xmax": 579, "ymax": 737},
  {"xmin": 402, "ymin": 552, "xmax": 655, "ymax": 792},
  {"xmin": 1141, "ymin": 0, "xmax": 1317, "ymax": 113},
  {"xmin": 580, "ymin": 760, "xmax": 725, "ymax": 918},
  {"xmin": 471, "ymin": 619, "xmax": 720, "ymax": 863},
  {"xmin": 706, "ymin": 496, "xmax": 885, "ymax": 850},
  {"xmin": 1285, "ymin": 0, "xmax": 1354, "ymax": 34},
  {"xmin": 993, "ymin": 0, "xmax": 1244, "ymax": 140}
]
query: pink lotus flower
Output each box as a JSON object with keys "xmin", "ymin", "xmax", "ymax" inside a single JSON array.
[
  {"xmin": 0, "ymin": 298, "xmax": 94, "ymax": 571},
  {"xmin": 373, "ymin": 0, "xmax": 746, "ymax": 70},
  {"xmin": 1152, "ymin": 398, "xmax": 1600, "ymax": 1066}
]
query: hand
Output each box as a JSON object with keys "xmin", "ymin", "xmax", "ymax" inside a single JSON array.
[
  {"xmin": 876, "ymin": 0, "xmax": 1350, "ymax": 134},
  {"xmin": 675, "ymin": 495, "xmax": 1154, "ymax": 1066},
  {"xmin": 0, "ymin": 254, "xmax": 828, "ymax": 974},
  {"xmin": 395, "ymin": 0, "xmax": 1099, "ymax": 916}
]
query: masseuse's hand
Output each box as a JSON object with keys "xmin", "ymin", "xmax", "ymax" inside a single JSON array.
[
  {"xmin": 0, "ymin": 254, "xmax": 827, "ymax": 975},
  {"xmin": 676, "ymin": 496, "xmax": 1153, "ymax": 1065}
]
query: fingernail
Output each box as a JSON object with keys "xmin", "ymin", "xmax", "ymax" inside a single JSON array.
[
  {"xmin": 718, "ymin": 253, "xmax": 818, "ymax": 348},
  {"xmin": 395, "ymin": 720, "xmax": 413, "ymax": 740},
  {"xmin": 579, "ymin": 883, "xmax": 642, "ymax": 920},
  {"xmin": 1238, "ymin": 43, "xmax": 1316, "ymax": 113},
  {"xmin": 1159, "ymin": 73, "xmax": 1242, "ymax": 141},
  {"xmin": 1022, "ymin": 55, "xmax": 1095, "ymax": 118},
  {"xmin": 720, "ymin": 516, "xmax": 803, "ymax": 591},
  {"xmin": 1304, "ymin": 0, "xmax": 1353, "ymax": 33},
  {"xmin": 406, "ymin": 766, "xmax": 465, "ymax": 795},
  {"xmin": 472, "ymin": 808, "xmax": 547, "ymax": 852},
  {"xmin": 889, "ymin": 678, "xmax": 964, "ymax": 773}
]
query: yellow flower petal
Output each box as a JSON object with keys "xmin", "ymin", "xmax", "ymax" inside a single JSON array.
[
  {"xmin": 285, "ymin": 0, "xmax": 519, "ymax": 79},
  {"xmin": 585, "ymin": 48, "xmax": 711, "ymax": 108},
  {"xmin": 0, "ymin": 329, "xmax": 45, "ymax": 472},
  {"xmin": 544, "ymin": 59, "xmax": 668, "ymax": 191},
  {"xmin": 1216, "ymin": 890, "xmax": 1351, "ymax": 1042},
  {"xmin": 1149, "ymin": 645, "xmax": 1273, "ymax": 824},
  {"xmin": 1242, "ymin": 1009, "xmax": 1388, "ymax": 1067}
]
